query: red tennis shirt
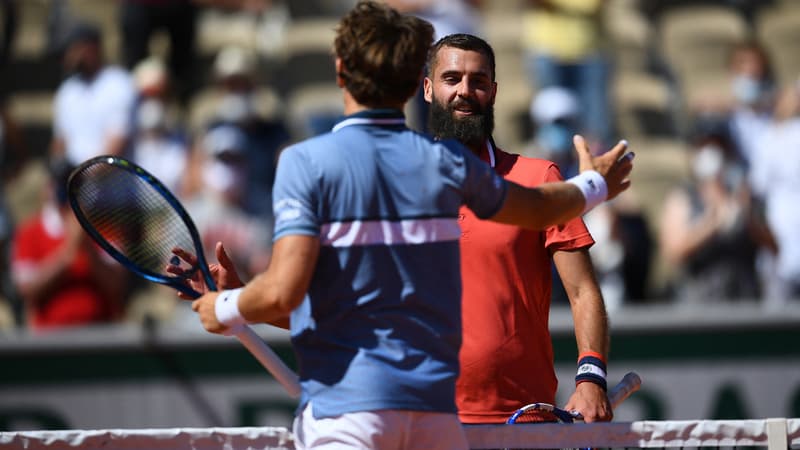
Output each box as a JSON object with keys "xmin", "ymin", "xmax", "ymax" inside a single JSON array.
[{"xmin": 456, "ymin": 142, "xmax": 594, "ymax": 424}]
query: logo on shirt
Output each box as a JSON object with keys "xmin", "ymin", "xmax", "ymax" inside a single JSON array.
[{"xmin": 274, "ymin": 198, "xmax": 305, "ymax": 225}]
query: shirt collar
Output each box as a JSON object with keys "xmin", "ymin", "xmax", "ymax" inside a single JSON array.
[
  {"xmin": 484, "ymin": 139, "xmax": 496, "ymax": 168},
  {"xmin": 332, "ymin": 109, "xmax": 407, "ymax": 133}
]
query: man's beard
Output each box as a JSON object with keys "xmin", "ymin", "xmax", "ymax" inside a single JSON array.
[{"xmin": 428, "ymin": 96, "xmax": 494, "ymax": 148}]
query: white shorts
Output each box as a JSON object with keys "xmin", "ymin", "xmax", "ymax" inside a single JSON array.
[{"xmin": 292, "ymin": 402, "xmax": 468, "ymax": 450}]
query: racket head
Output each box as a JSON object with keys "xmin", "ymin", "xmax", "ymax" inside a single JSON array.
[
  {"xmin": 67, "ymin": 155, "xmax": 215, "ymax": 297},
  {"xmin": 506, "ymin": 402, "xmax": 578, "ymax": 424}
]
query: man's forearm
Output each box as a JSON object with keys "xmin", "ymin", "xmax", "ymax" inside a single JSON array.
[{"xmin": 491, "ymin": 181, "xmax": 586, "ymax": 230}]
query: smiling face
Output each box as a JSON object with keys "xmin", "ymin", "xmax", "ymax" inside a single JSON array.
[{"xmin": 424, "ymin": 45, "xmax": 497, "ymax": 151}]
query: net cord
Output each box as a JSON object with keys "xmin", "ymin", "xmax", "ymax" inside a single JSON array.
[{"xmin": 1, "ymin": 418, "xmax": 798, "ymax": 450}]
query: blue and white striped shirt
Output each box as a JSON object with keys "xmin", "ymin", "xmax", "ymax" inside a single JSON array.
[{"xmin": 272, "ymin": 109, "xmax": 507, "ymax": 418}]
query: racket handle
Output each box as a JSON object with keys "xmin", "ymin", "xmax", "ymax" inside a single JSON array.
[
  {"xmin": 235, "ymin": 326, "xmax": 302, "ymax": 398},
  {"xmin": 608, "ymin": 371, "xmax": 642, "ymax": 408}
]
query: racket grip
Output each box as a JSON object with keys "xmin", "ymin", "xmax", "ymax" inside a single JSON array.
[
  {"xmin": 235, "ymin": 326, "xmax": 302, "ymax": 398},
  {"xmin": 608, "ymin": 371, "xmax": 642, "ymax": 408}
]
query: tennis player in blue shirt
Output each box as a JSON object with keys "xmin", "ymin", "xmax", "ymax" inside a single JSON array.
[{"xmin": 184, "ymin": 1, "xmax": 633, "ymax": 448}]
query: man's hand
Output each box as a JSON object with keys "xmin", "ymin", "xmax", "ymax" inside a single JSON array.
[
  {"xmin": 168, "ymin": 242, "xmax": 244, "ymax": 300},
  {"xmin": 190, "ymin": 291, "xmax": 234, "ymax": 335},
  {"xmin": 574, "ymin": 135, "xmax": 634, "ymax": 201},
  {"xmin": 564, "ymin": 381, "xmax": 613, "ymax": 423}
]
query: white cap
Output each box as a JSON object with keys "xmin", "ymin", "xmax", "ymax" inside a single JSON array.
[
  {"xmin": 203, "ymin": 125, "xmax": 247, "ymax": 157},
  {"xmin": 530, "ymin": 86, "xmax": 579, "ymax": 125},
  {"xmin": 214, "ymin": 45, "xmax": 257, "ymax": 79}
]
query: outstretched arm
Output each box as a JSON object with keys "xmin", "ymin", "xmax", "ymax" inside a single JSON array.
[
  {"xmin": 190, "ymin": 235, "xmax": 319, "ymax": 334},
  {"xmin": 554, "ymin": 248, "xmax": 612, "ymax": 423},
  {"xmin": 490, "ymin": 136, "xmax": 633, "ymax": 229}
]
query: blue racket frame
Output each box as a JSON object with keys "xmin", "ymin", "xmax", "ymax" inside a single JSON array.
[
  {"xmin": 67, "ymin": 155, "xmax": 302, "ymax": 398},
  {"xmin": 67, "ymin": 155, "xmax": 215, "ymax": 299},
  {"xmin": 506, "ymin": 402, "xmax": 582, "ymax": 424}
]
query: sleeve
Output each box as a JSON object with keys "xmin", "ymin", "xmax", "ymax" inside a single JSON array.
[
  {"xmin": 439, "ymin": 140, "xmax": 508, "ymax": 219},
  {"xmin": 540, "ymin": 163, "xmax": 594, "ymax": 251},
  {"xmin": 9, "ymin": 221, "xmax": 40, "ymax": 285},
  {"xmin": 272, "ymin": 146, "xmax": 321, "ymax": 241}
]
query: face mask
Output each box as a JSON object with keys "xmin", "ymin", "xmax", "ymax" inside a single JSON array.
[
  {"xmin": 731, "ymin": 75, "xmax": 763, "ymax": 106},
  {"xmin": 217, "ymin": 93, "xmax": 256, "ymax": 124},
  {"xmin": 137, "ymin": 99, "xmax": 166, "ymax": 131},
  {"xmin": 692, "ymin": 145, "xmax": 724, "ymax": 181},
  {"xmin": 536, "ymin": 123, "xmax": 573, "ymax": 156},
  {"xmin": 203, "ymin": 160, "xmax": 245, "ymax": 196}
]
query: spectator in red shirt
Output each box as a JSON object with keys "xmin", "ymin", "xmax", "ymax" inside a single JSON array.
[{"xmin": 10, "ymin": 159, "xmax": 130, "ymax": 330}]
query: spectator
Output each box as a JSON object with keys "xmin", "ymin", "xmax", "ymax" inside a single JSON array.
[
  {"xmin": 659, "ymin": 128, "xmax": 773, "ymax": 303},
  {"xmin": 131, "ymin": 56, "xmax": 184, "ymax": 130},
  {"xmin": 726, "ymin": 41, "xmax": 777, "ymax": 167},
  {"xmin": 582, "ymin": 193, "xmax": 654, "ymax": 309},
  {"xmin": 129, "ymin": 57, "xmax": 191, "ymax": 195},
  {"xmin": 183, "ymin": 124, "xmax": 273, "ymax": 281},
  {"xmin": 10, "ymin": 159, "xmax": 130, "ymax": 331},
  {"xmin": 525, "ymin": 86, "xmax": 582, "ymax": 178},
  {"xmin": 189, "ymin": 45, "xmax": 289, "ymax": 217},
  {"xmin": 50, "ymin": 21, "xmax": 137, "ymax": 166},
  {"xmin": 692, "ymin": 41, "xmax": 777, "ymax": 170},
  {"xmin": 749, "ymin": 82, "xmax": 800, "ymax": 306},
  {"xmin": 521, "ymin": 0, "xmax": 614, "ymax": 146},
  {"xmin": 131, "ymin": 98, "xmax": 191, "ymax": 195}
]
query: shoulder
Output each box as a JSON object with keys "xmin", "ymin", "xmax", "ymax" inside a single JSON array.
[
  {"xmin": 55, "ymin": 76, "xmax": 81, "ymax": 100},
  {"xmin": 100, "ymin": 66, "xmax": 133, "ymax": 83},
  {"xmin": 276, "ymin": 134, "xmax": 336, "ymax": 172},
  {"xmin": 494, "ymin": 146, "xmax": 561, "ymax": 184},
  {"xmin": 98, "ymin": 67, "xmax": 135, "ymax": 93}
]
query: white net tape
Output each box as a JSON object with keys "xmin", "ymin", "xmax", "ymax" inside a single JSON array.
[
  {"xmin": 466, "ymin": 418, "xmax": 800, "ymax": 449},
  {"xmin": 0, "ymin": 427, "xmax": 294, "ymax": 450},
  {"xmin": 1, "ymin": 419, "xmax": 798, "ymax": 450}
]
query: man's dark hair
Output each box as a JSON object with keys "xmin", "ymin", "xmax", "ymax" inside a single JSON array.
[
  {"xmin": 427, "ymin": 33, "xmax": 496, "ymax": 81},
  {"xmin": 334, "ymin": 1, "xmax": 434, "ymax": 108}
]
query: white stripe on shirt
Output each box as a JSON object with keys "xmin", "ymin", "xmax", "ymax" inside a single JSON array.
[
  {"xmin": 320, "ymin": 217, "xmax": 460, "ymax": 247},
  {"xmin": 332, "ymin": 117, "xmax": 406, "ymax": 133}
]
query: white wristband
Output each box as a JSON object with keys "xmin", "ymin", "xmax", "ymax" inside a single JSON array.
[
  {"xmin": 577, "ymin": 362, "xmax": 607, "ymax": 379},
  {"xmin": 567, "ymin": 170, "xmax": 608, "ymax": 214},
  {"xmin": 215, "ymin": 288, "xmax": 247, "ymax": 334}
]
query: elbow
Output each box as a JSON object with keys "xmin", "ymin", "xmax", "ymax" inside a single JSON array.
[{"xmin": 260, "ymin": 285, "xmax": 303, "ymax": 322}]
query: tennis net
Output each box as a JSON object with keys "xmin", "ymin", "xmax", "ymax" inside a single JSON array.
[{"xmin": 1, "ymin": 418, "xmax": 798, "ymax": 449}]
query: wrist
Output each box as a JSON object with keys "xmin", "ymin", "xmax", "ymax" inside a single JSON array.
[
  {"xmin": 215, "ymin": 288, "xmax": 247, "ymax": 330},
  {"xmin": 567, "ymin": 170, "xmax": 608, "ymax": 214},
  {"xmin": 575, "ymin": 352, "xmax": 607, "ymax": 391}
]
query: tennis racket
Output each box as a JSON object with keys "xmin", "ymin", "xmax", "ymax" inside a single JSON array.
[
  {"xmin": 67, "ymin": 155, "xmax": 301, "ymax": 398},
  {"xmin": 506, "ymin": 371, "xmax": 642, "ymax": 424}
]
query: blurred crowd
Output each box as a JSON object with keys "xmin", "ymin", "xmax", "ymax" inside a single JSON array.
[{"xmin": 0, "ymin": 0, "xmax": 798, "ymax": 332}]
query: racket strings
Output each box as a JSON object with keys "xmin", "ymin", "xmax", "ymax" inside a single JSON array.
[{"xmin": 71, "ymin": 164, "xmax": 196, "ymax": 277}]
